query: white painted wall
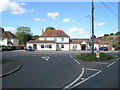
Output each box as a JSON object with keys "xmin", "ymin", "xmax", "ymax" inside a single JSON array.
[
  {"xmin": 37, "ymin": 43, "xmax": 56, "ymax": 50},
  {"xmin": 39, "ymin": 37, "xmax": 70, "ymax": 43},
  {"xmin": 70, "ymin": 44, "xmax": 81, "ymax": 50},
  {"xmin": 56, "ymin": 44, "xmax": 69, "ymax": 51},
  {"xmin": 27, "ymin": 43, "xmax": 56, "ymax": 51},
  {"xmin": 0, "ymin": 38, "xmax": 19, "ymax": 46},
  {"xmin": 0, "ymin": 38, "xmax": 7, "ymax": 46}
]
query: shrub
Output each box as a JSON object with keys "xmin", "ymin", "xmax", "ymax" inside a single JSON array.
[{"xmin": 76, "ymin": 53, "xmax": 114, "ymax": 61}]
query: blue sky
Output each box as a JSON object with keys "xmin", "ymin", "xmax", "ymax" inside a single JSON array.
[{"xmin": 1, "ymin": 0, "xmax": 118, "ymax": 38}]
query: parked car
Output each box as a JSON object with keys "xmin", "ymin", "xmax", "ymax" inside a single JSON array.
[
  {"xmin": 0, "ymin": 46, "xmax": 8, "ymax": 51},
  {"xmin": 26, "ymin": 46, "xmax": 35, "ymax": 51},
  {"xmin": 99, "ymin": 47, "xmax": 108, "ymax": 51}
]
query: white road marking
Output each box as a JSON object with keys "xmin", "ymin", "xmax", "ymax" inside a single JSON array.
[
  {"xmin": 69, "ymin": 55, "xmax": 80, "ymax": 65},
  {"xmin": 81, "ymin": 78, "xmax": 85, "ymax": 80},
  {"xmin": 117, "ymin": 58, "xmax": 120, "ymax": 61},
  {"xmin": 107, "ymin": 62, "xmax": 115, "ymax": 67},
  {"xmin": 70, "ymin": 70, "xmax": 102, "ymax": 89},
  {"xmin": 86, "ymin": 68, "xmax": 100, "ymax": 71},
  {"xmin": 63, "ymin": 68, "xmax": 84, "ymax": 90},
  {"xmin": 75, "ymin": 59, "xmax": 80, "ymax": 65},
  {"xmin": 70, "ymin": 55, "xmax": 73, "ymax": 58},
  {"xmin": 92, "ymin": 62, "xmax": 109, "ymax": 65},
  {"xmin": 41, "ymin": 56, "xmax": 49, "ymax": 61}
]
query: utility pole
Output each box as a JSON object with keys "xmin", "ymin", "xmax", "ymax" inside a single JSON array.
[{"xmin": 91, "ymin": 0, "xmax": 94, "ymax": 54}]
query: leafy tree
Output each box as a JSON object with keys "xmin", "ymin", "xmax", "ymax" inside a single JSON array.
[
  {"xmin": 104, "ymin": 34, "xmax": 109, "ymax": 37},
  {"xmin": 115, "ymin": 31, "xmax": 120, "ymax": 35},
  {"xmin": 110, "ymin": 33, "xmax": 114, "ymax": 35},
  {"xmin": 16, "ymin": 27, "xmax": 33, "ymax": 45},
  {"xmin": 45, "ymin": 27, "xmax": 56, "ymax": 32},
  {"xmin": 113, "ymin": 42, "xmax": 120, "ymax": 50},
  {"xmin": 33, "ymin": 35, "xmax": 39, "ymax": 40}
]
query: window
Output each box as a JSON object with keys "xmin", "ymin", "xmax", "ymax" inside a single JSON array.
[
  {"xmin": 49, "ymin": 44, "xmax": 52, "ymax": 48},
  {"xmin": 45, "ymin": 45, "xmax": 49, "ymax": 48},
  {"xmin": 75, "ymin": 45, "xmax": 77, "ymax": 48},
  {"xmin": 61, "ymin": 44, "xmax": 64, "ymax": 48},
  {"xmin": 41, "ymin": 44, "xmax": 44, "ymax": 48},
  {"xmin": 0, "ymin": 38, "xmax": 4, "ymax": 41},
  {"xmin": 54, "ymin": 38, "xmax": 57, "ymax": 41},
  {"xmin": 61, "ymin": 38, "xmax": 64, "ymax": 41},
  {"xmin": 44, "ymin": 38, "xmax": 47, "ymax": 40}
]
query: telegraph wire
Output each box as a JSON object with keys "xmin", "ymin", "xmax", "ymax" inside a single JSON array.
[{"xmin": 99, "ymin": 0, "xmax": 118, "ymax": 17}]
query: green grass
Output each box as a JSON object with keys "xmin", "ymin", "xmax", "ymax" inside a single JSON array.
[{"xmin": 76, "ymin": 53, "xmax": 114, "ymax": 61}]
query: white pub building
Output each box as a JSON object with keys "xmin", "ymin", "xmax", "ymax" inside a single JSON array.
[{"xmin": 27, "ymin": 30, "xmax": 99, "ymax": 51}]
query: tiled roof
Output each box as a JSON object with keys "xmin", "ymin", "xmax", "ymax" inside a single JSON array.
[
  {"xmin": 27, "ymin": 40, "xmax": 56, "ymax": 43},
  {"xmin": 70, "ymin": 38, "xmax": 89, "ymax": 43},
  {"xmin": 40, "ymin": 30, "xmax": 69, "ymax": 37},
  {"xmin": 0, "ymin": 31, "xmax": 18, "ymax": 38},
  {"xmin": 70, "ymin": 38, "xmax": 99, "ymax": 44}
]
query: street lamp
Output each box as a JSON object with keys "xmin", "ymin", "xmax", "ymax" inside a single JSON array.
[{"xmin": 86, "ymin": 15, "xmax": 92, "ymax": 53}]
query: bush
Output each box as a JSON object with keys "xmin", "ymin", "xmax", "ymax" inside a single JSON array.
[{"xmin": 76, "ymin": 53, "xmax": 114, "ymax": 61}]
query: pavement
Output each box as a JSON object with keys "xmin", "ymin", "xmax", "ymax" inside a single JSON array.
[{"xmin": 0, "ymin": 59, "xmax": 21, "ymax": 77}]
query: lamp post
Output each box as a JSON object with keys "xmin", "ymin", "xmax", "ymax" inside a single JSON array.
[
  {"xmin": 91, "ymin": 0, "xmax": 94, "ymax": 54},
  {"xmin": 86, "ymin": 15, "xmax": 92, "ymax": 53}
]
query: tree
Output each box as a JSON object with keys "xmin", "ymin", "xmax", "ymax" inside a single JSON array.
[
  {"xmin": 104, "ymin": 34, "xmax": 109, "ymax": 37},
  {"xmin": 33, "ymin": 35, "xmax": 39, "ymax": 40},
  {"xmin": 45, "ymin": 27, "xmax": 56, "ymax": 32},
  {"xmin": 115, "ymin": 31, "xmax": 120, "ymax": 35},
  {"xmin": 110, "ymin": 33, "xmax": 114, "ymax": 35},
  {"xmin": 16, "ymin": 27, "xmax": 33, "ymax": 45}
]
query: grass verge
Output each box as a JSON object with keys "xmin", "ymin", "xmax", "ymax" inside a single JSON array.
[{"xmin": 76, "ymin": 53, "xmax": 114, "ymax": 61}]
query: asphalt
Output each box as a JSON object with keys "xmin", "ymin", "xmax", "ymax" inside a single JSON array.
[
  {"xmin": 1, "ymin": 50, "xmax": 119, "ymax": 89},
  {"xmin": 0, "ymin": 59, "xmax": 21, "ymax": 77},
  {"xmin": 2, "ymin": 53, "xmax": 82, "ymax": 88},
  {"xmin": 74, "ymin": 59, "xmax": 119, "ymax": 88}
]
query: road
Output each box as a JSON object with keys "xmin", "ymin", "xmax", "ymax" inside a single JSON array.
[{"xmin": 1, "ymin": 50, "xmax": 119, "ymax": 89}]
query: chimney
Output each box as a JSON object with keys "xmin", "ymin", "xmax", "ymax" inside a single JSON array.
[{"xmin": 0, "ymin": 27, "xmax": 4, "ymax": 34}]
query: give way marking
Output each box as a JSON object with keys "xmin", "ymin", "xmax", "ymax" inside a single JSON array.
[{"xmin": 41, "ymin": 56, "xmax": 50, "ymax": 61}]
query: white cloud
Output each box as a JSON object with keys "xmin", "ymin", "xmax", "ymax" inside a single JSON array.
[
  {"xmin": 71, "ymin": 20, "xmax": 75, "ymax": 23},
  {"xmin": 28, "ymin": 9, "xmax": 34, "ymax": 12},
  {"xmin": 4, "ymin": 27, "xmax": 16, "ymax": 33},
  {"xmin": 34, "ymin": 18, "xmax": 45, "ymax": 21},
  {"xmin": 95, "ymin": 22, "xmax": 106, "ymax": 26},
  {"xmin": 97, "ymin": 34, "xmax": 104, "ymax": 37},
  {"xmin": 67, "ymin": 27, "xmax": 86, "ymax": 35},
  {"xmin": 0, "ymin": 0, "xmax": 33, "ymax": 14},
  {"xmin": 4, "ymin": 27, "xmax": 15, "ymax": 30},
  {"xmin": 47, "ymin": 12, "xmax": 59, "ymax": 19},
  {"xmin": 20, "ymin": 2, "xmax": 26, "ymax": 5},
  {"xmin": 62, "ymin": 17, "xmax": 72, "ymax": 23},
  {"xmin": 62, "ymin": 17, "xmax": 75, "ymax": 23}
]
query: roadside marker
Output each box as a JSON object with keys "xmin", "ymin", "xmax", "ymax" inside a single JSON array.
[{"xmin": 107, "ymin": 62, "xmax": 115, "ymax": 67}]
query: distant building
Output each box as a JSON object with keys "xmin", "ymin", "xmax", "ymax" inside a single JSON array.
[
  {"xmin": 27, "ymin": 30, "xmax": 99, "ymax": 51},
  {"xmin": 0, "ymin": 27, "xmax": 19, "ymax": 46}
]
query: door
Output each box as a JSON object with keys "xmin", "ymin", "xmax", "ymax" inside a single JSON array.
[
  {"xmin": 81, "ymin": 45, "xmax": 86, "ymax": 50},
  {"xmin": 33, "ymin": 44, "xmax": 37, "ymax": 49}
]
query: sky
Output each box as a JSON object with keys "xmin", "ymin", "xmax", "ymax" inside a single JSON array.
[{"xmin": 0, "ymin": 0, "xmax": 118, "ymax": 38}]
